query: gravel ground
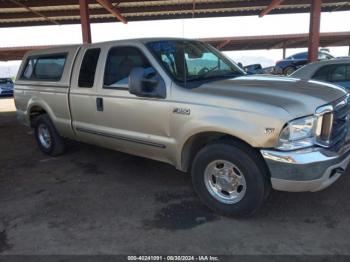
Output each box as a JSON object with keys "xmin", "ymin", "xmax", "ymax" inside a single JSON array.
[{"xmin": 1, "ymin": 97, "xmax": 350, "ymax": 256}]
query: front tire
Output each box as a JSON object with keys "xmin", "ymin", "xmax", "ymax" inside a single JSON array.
[
  {"xmin": 191, "ymin": 141, "xmax": 270, "ymax": 217},
  {"xmin": 34, "ymin": 114, "xmax": 66, "ymax": 156}
]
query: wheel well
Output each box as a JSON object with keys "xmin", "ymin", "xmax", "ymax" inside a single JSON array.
[
  {"xmin": 181, "ymin": 132, "xmax": 268, "ymax": 175},
  {"xmin": 29, "ymin": 106, "xmax": 47, "ymax": 127}
]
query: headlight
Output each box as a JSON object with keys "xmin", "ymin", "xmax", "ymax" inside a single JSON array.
[{"xmin": 277, "ymin": 115, "xmax": 316, "ymax": 151}]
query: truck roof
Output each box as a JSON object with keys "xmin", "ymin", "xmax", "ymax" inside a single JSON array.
[{"xmin": 24, "ymin": 37, "xmax": 197, "ymax": 57}]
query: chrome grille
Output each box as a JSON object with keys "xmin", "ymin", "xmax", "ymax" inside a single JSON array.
[
  {"xmin": 330, "ymin": 96, "xmax": 350, "ymax": 145},
  {"xmin": 316, "ymin": 95, "xmax": 350, "ymax": 147}
]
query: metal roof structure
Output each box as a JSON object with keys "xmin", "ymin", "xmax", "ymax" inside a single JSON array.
[
  {"xmin": 1, "ymin": 31, "xmax": 349, "ymax": 61},
  {"xmin": 203, "ymin": 31, "xmax": 350, "ymax": 51},
  {"xmin": 1, "ymin": 0, "xmax": 350, "ymax": 27},
  {"xmin": 0, "ymin": 45, "xmax": 52, "ymax": 61}
]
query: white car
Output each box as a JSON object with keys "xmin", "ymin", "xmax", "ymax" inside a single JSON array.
[{"xmin": 291, "ymin": 58, "xmax": 350, "ymax": 90}]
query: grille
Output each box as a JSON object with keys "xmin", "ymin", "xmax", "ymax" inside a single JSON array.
[
  {"xmin": 315, "ymin": 95, "xmax": 350, "ymax": 147},
  {"xmin": 330, "ymin": 96, "xmax": 350, "ymax": 145}
]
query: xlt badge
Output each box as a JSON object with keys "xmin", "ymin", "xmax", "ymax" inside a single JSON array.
[{"xmin": 173, "ymin": 108, "xmax": 191, "ymax": 115}]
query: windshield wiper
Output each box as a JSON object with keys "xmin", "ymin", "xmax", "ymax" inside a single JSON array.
[{"xmin": 188, "ymin": 71, "xmax": 242, "ymax": 82}]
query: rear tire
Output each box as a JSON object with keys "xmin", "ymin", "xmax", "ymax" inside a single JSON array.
[
  {"xmin": 34, "ymin": 114, "xmax": 65, "ymax": 156},
  {"xmin": 284, "ymin": 66, "xmax": 296, "ymax": 75},
  {"xmin": 191, "ymin": 140, "xmax": 270, "ymax": 217}
]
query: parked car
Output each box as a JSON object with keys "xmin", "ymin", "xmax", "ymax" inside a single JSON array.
[
  {"xmin": 275, "ymin": 51, "xmax": 334, "ymax": 75},
  {"xmin": 14, "ymin": 38, "xmax": 350, "ymax": 216},
  {"xmin": 262, "ymin": 66, "xmax": 275, "ymax": 74},
  {"xmin": 291, "ymin": 58, "xmax": 350, "ymax": 90},
  {"xmin": 335, "ymin": 56, "xmax": 350, "ymax": 59},
  {"xmin": 0, "ymin": 78, "xmax": 14, "ymax": 96},
  {"xmin": 244, "ymin": 64, "xmax": 263, "ymax": 74}
]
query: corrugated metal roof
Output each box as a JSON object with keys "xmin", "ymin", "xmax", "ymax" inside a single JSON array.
[
  {"xmin": 1, "ymin": 31, "xmax": 349, "ymax": 61},
  {"xmin": 203, "ymin": 31, "xmax": 350, "ymax": 50},
  {"xmin": 0, "ymin": 0, "xmax": 350, "ymax": 27}
]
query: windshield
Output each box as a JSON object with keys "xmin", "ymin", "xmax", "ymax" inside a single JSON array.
[
  {"xmin": 147, "ymin": 40, "xmax": 245, "ymax": 88},
  {"xmin": 0, "ymin": 78, "xmax": 13, "ymax": 84}
]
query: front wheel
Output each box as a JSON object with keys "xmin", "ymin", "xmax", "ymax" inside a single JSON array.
[{"xmin": 191, "ymin": 141, "xmax": 270, "ymax": 217}]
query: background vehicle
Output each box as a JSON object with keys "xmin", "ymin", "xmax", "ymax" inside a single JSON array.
[
  {"xmin": 0, "ymin": 78, "xmax": 14, "ymax": 96},
  {"xmin": 261, "ymin": 66, "xmax": 275, "ymax": 74},
  {"xmin": 14, "ymin": 39, "xmax": 350, "ymax": 217},
  {"xmin": 244, "ymin": 64, "xmax": 263, "ymax": 74},
  {"xmin": 275, "ymin": 51, "xmax": 334, "ymax": 75},
  {"xmin": 291, "ymin": 58, "xmax": 350, "ymax": 90}
]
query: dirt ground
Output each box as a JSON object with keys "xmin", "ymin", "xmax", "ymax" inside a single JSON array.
[{"xmin": 1, "ymin": 97, "xmax": 350, "ymax": 255}]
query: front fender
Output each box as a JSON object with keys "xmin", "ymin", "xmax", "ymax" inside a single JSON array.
[{"xmin": 174, "ymin": 111, "xmax": 286, "ymax": 170}]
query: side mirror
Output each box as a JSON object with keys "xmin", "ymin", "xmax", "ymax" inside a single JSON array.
[{"xmin": 128, "ymin": 67, "xmax": 166, "ymax": 99}]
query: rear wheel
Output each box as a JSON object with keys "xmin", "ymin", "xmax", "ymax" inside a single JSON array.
[
  {"xmin": 284, "ymin": 66, "xmax": 296, "ymax": 75},
  {"xmin": 34, "ymin": 114, "xmax": 65, "ymax": 156},
  {"xmin": 191, "ymin": 141, "xmax": 270, "ymax": 217}
]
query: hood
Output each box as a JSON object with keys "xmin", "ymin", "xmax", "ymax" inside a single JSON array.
[{"xmin": 192, "ymin": 75, "xmax": 347, "ymax": 119}]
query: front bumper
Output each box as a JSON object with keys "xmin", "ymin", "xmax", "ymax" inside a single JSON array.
[{"xmin": 261, "ymin": 139, "xmax": 350, "ymax": 192}]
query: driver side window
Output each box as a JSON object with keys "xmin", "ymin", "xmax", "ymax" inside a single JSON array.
[
  {"xmin": 103, "ymin": 46, "xmax": 154, "ymax": 89},
  {"xmin": 185, "ymin": 52, "xmax": 231, "ymax": 76}
]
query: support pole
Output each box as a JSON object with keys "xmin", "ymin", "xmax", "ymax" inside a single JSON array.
[
  {"xmin": 79, "ymin": 0, "xmax": 92, "ymax": 44},
  {"xmin": 282, "ymin": 42, "xmax": 286, "ymax": 59},
  {"xmin": 348, "ymin": 44, "xmax": 350, "ymax": 56},
  {"xmin": 308, "ymin": 0, "xmax": 322, "ymax": 62}
]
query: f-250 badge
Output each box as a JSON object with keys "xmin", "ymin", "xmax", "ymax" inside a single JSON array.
[
  {"xmin": 264, "ymin": 128, "xmax": 275, "ymax": 135},
  {"xmin": 173, "ymin": 108, "xmax": 191, "ymax": 115}
]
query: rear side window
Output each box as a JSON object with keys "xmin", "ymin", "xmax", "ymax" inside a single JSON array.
[
  {"xmin": 293, "ymin": 52, "xmax": 307, "ymax": 60},
  {"xmin": 78, "ymin": 48, "xmax": 101, "ymax": 88},
  {"xmin": 21, "ymin": 54, "xmax": 66, "ymax": 81},
  {"xmin": 313, "ymin": 64, "xmax": 350, "ymax": 82},
  {"xmin": 329, "ymin": 65, "xmax": 350, "ymax": 82}
]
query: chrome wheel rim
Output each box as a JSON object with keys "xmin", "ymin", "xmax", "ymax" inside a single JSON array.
[
  {"xmin": 38, "ymin": 124, "xmax": 52, "ymax": 149},
  {"xmin": 204, "ymin": 160, "xmax": 246, "ymax": 204}
]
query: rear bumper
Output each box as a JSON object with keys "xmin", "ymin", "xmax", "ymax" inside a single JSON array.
[{"xmin": 261, "ymin": 140, "xmax": 350, "ymax": 192}]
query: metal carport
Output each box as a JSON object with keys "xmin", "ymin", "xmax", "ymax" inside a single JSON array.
[{"xmin": 1, "ymin": 0, "xmax": 350, "ymax": 62}]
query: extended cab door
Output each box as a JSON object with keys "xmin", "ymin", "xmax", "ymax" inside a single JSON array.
[
  {"xmin": 72, "ymin": 41, "xmax": 174, "ymax": 164},
  {"xmin": 70, "ymin": 46, "xmax": 102, "ymax": 144}
]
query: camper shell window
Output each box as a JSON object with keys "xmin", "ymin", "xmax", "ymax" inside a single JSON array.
[{"xmin": 21, "ymin": 53, "xmax": 67, "ymax": 81}]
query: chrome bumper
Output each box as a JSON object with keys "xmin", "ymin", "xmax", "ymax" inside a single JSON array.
[{"xmin": 261, "ymin": 140, "xmax": 350, "ymax": 192}]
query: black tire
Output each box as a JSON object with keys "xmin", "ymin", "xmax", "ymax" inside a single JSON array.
[
  {"xmin": 191, "ymin": 140, "xmax": 270, "ymax": 217},
  {"xmin": 284, "ymin": 66, "xmax": 296, "ymax": 75},
  {"xmin": 33, "ymin": 114, "xmax": 66, "ymax": 156}
]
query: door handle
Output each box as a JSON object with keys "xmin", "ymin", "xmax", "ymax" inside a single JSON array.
[{"xmin": 96, "ymin": 97, "xmax": 103, "ymax": 111}]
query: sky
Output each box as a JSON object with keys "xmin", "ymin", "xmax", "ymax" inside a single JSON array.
[{"xmin": 1, "ymin": 10, "xmax": 350, "ymax": 77}]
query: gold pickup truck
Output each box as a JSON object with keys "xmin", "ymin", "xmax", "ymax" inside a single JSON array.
[{"xmin": 14, "ymin": 38, "xmax": 350, "ymax": 216}]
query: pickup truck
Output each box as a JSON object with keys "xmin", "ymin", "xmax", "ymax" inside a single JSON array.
[{"xmin": 14, "ymin": 38, "xmax": 350, "ymax": 216}]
